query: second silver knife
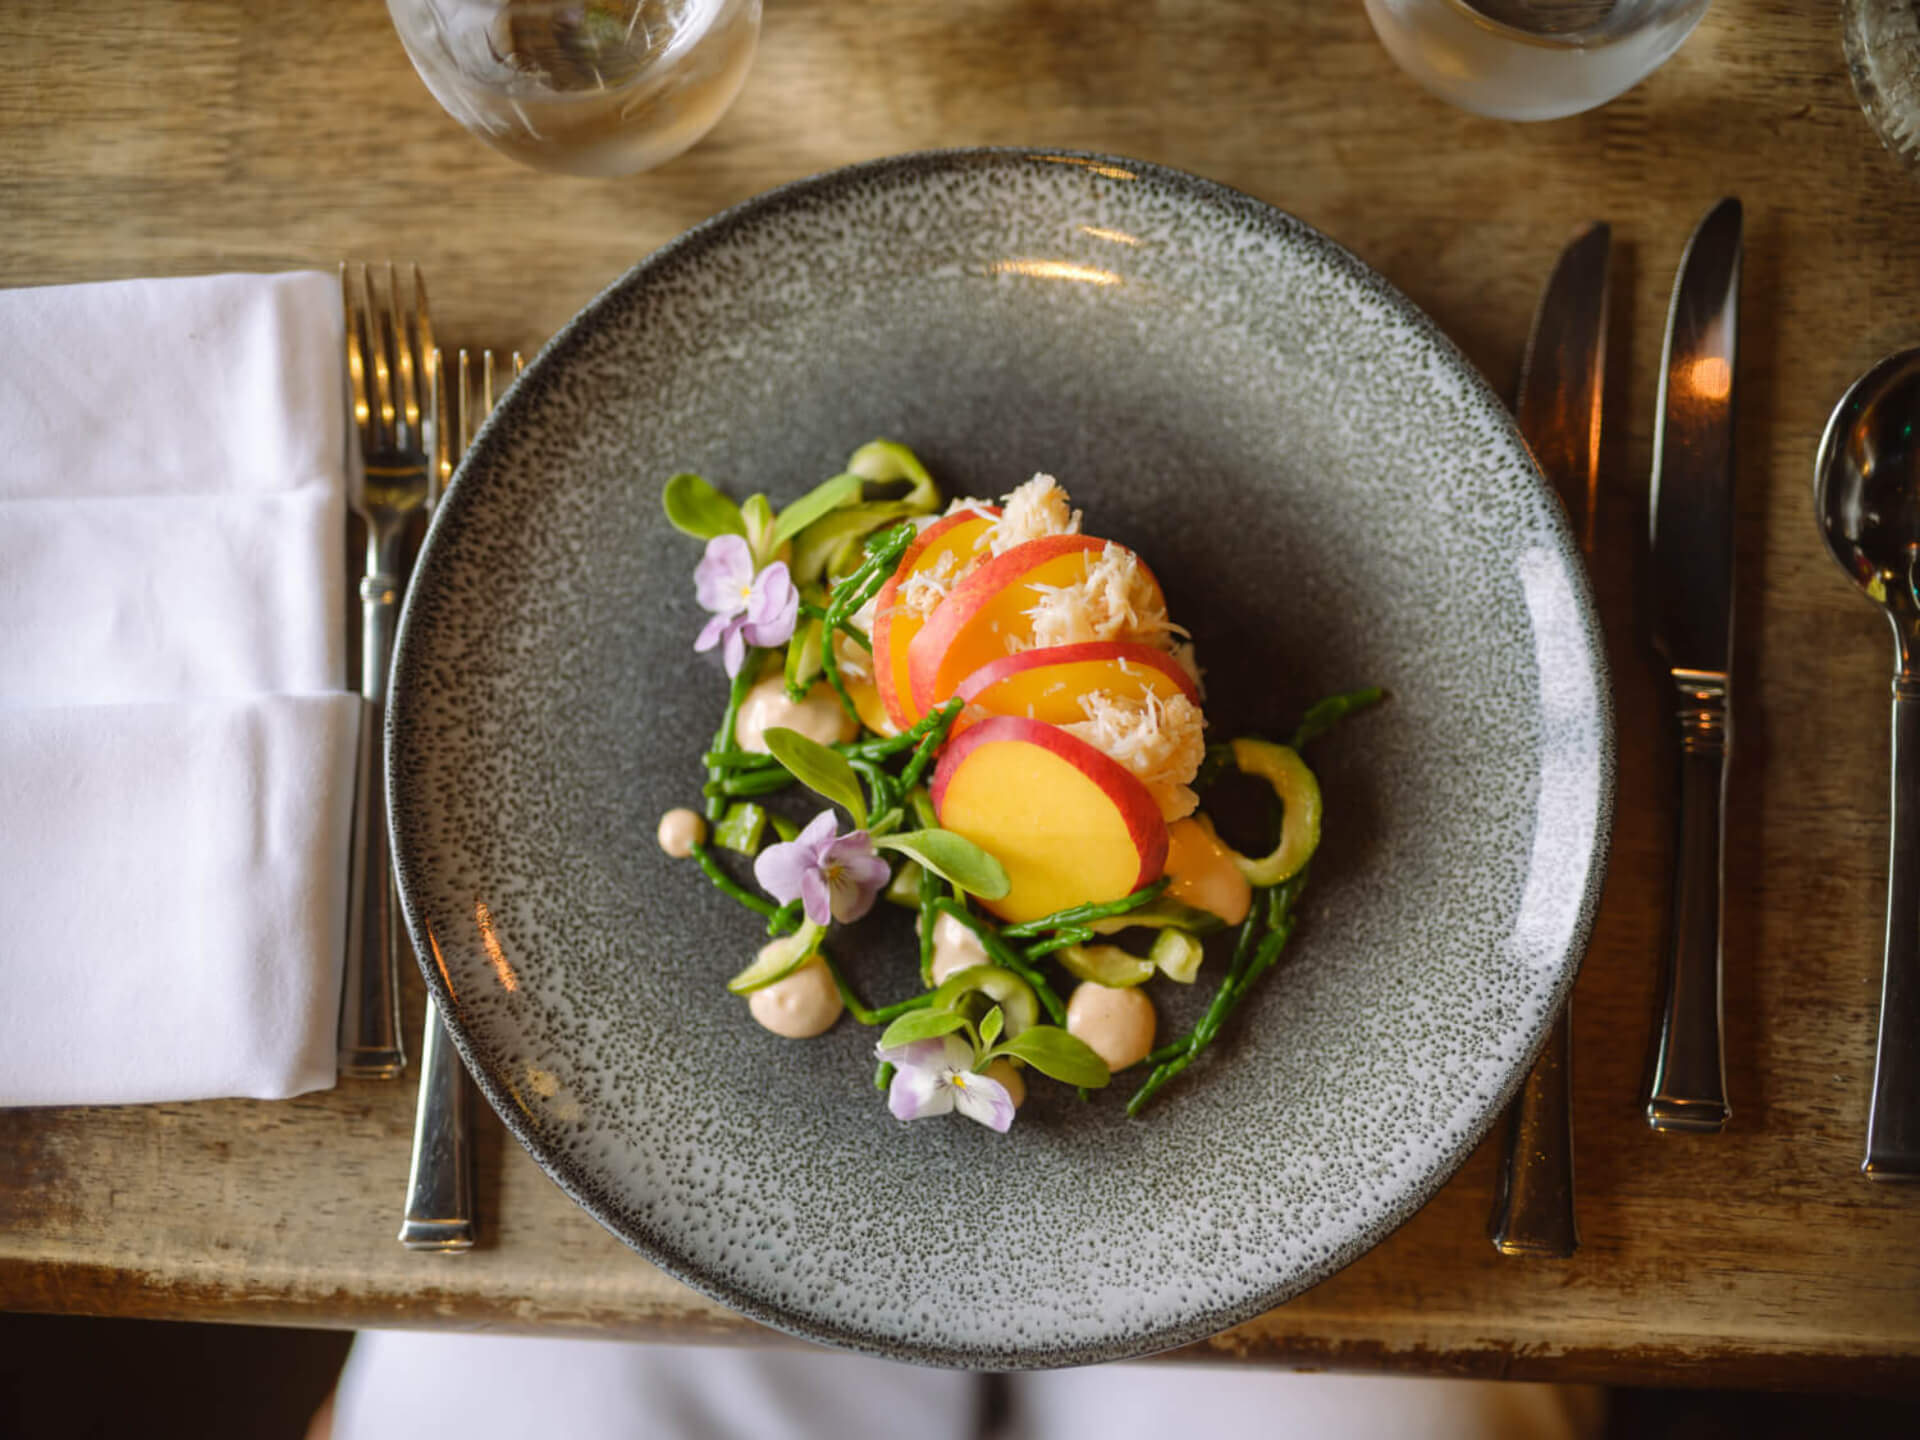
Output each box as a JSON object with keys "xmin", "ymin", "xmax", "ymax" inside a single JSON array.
[
  {"xmin": 1646, "ymin": 196, "xmax": 1742, "ymax": 1134},
  {"xmin": 1490, "ymin": 218, "xmax": 1610, "ymax": 1258}
]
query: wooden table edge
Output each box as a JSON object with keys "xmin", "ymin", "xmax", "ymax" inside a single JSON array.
[{"xmin": 4, "ymin": 1258, "xmax": 1916, "ymax": 1395}]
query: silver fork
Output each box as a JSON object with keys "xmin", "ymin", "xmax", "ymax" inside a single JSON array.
[
  {"xmin": 339, "ymin": 263, "xmax": 436, "ymax": 1079},
  {"xmin": 400, "ymin": 348, "xmax": 523, "ymax": 1252}
]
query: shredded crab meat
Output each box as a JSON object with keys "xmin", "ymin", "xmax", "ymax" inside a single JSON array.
[
  {"xmin": 987, "ymin": 473, "xmax": 1082, "ymax": 556},
  {"xmin": 1062, "ymin": 689, "xmax": 1206, "ymax": 822},
  {"xmin": 898, "ymin": 548, "xmax": 963, "ymax": 619},
  {"xmin": 1019, "ymin": 541, "xmax": 1186, "ymax": 653},
  {"xmin": 942, "ymin": 496, "xmax": 998, "ymax": 522}
]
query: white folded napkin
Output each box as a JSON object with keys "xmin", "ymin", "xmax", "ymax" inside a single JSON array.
[{"xmin": 0, "ymin": 272, "xmax": 359, "ymax": 1105}]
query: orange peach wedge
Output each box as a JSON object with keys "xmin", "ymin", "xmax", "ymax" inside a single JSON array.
[
  {"xmin": 870, "ymin": 507, "xmax": 999, "ymax": 729},
  {"xmin": 931, "ymin": 715, "xmax": 1169, "ymax": 923},
  {"xmin": 951, "ymin": 640, "xmax": 1197, "ymax": 733},
  {"xmin": 907, "ymin": 535, "xmax": 1165, "ymax": 718}
]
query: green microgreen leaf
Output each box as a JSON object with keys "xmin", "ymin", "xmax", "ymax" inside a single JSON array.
[
  {"xmin": 878, "ymin": 1007, "xmax": 971, "ymax": 1050},
  {"xmin": 771, "ymin": 472, "xmax": 863, "ymax": 547},
  {"xmin": 662, "ymin": 472, "xmax": 746, "ymax": 542},
  {"xmin": 763, "ymin": 727, "xmax": 867, "ymax": 829},
  {"xmin": 987, "ymin": 1026, "xmax": 1111, "ymax": 1087},
  {"xmin": 979, "ymin": 1005, "xmax": 1004, "ymax": 1049},
  {"xmin": 872, "ymin": 829, "xmax": 1009, "ymax": 900}
]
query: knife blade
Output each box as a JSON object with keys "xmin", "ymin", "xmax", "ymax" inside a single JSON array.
[
  {"xmin": 1489, "ymin": 220, "xmax": 1609, "ymax": 1259},
  {"xmin": 1645, "ymin": 195, "xmax": 1742, "ymax": 1133},
  {"xmin": 1516, "ymin": 222, "xmax": 1611, "ymax": 553}
]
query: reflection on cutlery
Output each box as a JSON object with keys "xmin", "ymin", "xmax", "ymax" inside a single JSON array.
[
  {"xmin": 1813, "ymin": 350, "xmax": 1920, "ymax": 1179},
  {"xmin": 399, "ymin": 348, "xmax": 524, "ymax": 1250},
  {"xmin": 1645, "ymin": 198, "xmax": 1741, "ymax": 1134},
  {"xmin": 1490, "ymin": 220, "xmax": 1610, "ymax": 1257},
  {"xmin": 340, "ymin": 263, "xmax": 437, "ymax": 1079}
]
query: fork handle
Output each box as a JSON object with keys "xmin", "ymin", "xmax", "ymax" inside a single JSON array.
[
  {"xmin": 399, "ymin": 997, "xmax": 476, "ymax": 1249},
  {"xmin": 339, "ymin": 569, "xmax": 406, "ymax": 1078},
  {"xmin": 1646, "ymin": 670, "xmax": 1730, "ymax": 1133},
  {"xmin": 1865, "ymin": 677, "xmax": 1920, "ymax": 1178}
]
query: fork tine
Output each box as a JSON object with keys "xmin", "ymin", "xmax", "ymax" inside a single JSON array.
[
  {"xmin": 512, "ymin": 351, "xmax": 525, "ymax": 379},
  {"xmin": 428, "ymin": 346, "xmax": 450, "ymax": 508},
  {"xmin": 341, "ymin": 264, "xmax": 371, "ymax": 445},
  {"xmin": 481, "ymin": 349, "xmax": 496, "ymax": 416},
  {"xmin": 457, "ymin": 349, "xmax": 475, "ymax": 460},
  {"xmin": 367, "ymin": 266, "xmax": 395, "ymax": 448},
  {"xmin": 381, "ymin": 261, "xmax": 414, "ymax": 450},
  {"xmin": 411, "ymin": 265, "xmax": 437, "ymax": 473}
]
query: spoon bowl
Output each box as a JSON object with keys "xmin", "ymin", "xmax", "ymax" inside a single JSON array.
[
  {"xmin": 1815, "ymin": 347, "xmax": 1920, "ymax": 665},
  {"xmin": 1815, "ymin": 347, "xmax": 1920, "ymax": 1180}
]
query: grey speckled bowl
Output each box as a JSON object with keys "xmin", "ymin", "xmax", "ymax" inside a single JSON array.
[{"xmin": 388, "ymin": 148, "xmax": 1613, "ymax": 1369}]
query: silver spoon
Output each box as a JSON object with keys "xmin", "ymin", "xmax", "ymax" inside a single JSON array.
[{"xmin": 1815, "ymin": 348, "xmax": 1920, "ymax": 1179}]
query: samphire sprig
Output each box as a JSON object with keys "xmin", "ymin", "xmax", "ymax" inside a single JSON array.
[{"xmin": 1124, "ymin": 685, "xmax": 1384, "ymax": 1115}]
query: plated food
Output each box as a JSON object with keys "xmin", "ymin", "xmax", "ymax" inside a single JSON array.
[
  {"xmin": 659, "ymin": 440, "xmax": 1379, "ymax": 1126},
  {"xmin": 386, "ymin": 147, "xmax": 1609, "ymax": 1367}
]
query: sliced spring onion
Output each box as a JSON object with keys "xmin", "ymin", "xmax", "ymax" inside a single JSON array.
[
  {"xmin": 726, "ymin": 922, "xmax": 824, "ymax": 994},
  {"xmin": 1149, "ymin": 927, "xmax": 1206, "ymax": 984},
  {"xmin": 1223, "ymin": 739, "xmax": 1321, "ymax": 886},
  {"xmin": 1055, "ymin": 942, "xmax": 1156, "ymax": 989}
]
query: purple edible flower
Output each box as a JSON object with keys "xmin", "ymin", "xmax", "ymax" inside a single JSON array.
[
  {"xmin": 693, "ymin": 534, "xmax": 798, "ymax": 677},
  {"xmin": 876, "ymin": 1035, "xmax": 1016, "ymax": 1132},
  {"xmin": 753, "ymin": 810, "xmax": 890, "ymax": 927}
]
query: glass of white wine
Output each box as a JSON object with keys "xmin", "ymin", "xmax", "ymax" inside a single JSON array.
[
  {"xmin": 386, "ymin": 0, "xmax": 761, "ymax": 177},
  {"xmin": 1363, "ymin": 0, "xmax": 1710, "ymax": 122}
]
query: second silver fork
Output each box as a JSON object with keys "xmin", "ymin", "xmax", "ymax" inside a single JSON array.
[{"xmin": 399, "ymin": 348, "xmax": 523, "ymax": 1252}]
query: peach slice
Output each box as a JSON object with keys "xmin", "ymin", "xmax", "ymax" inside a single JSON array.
[
  {"xmin": 870, "ymin": 508, "xmax": 1000, "ymax": 729},
  {"xmin": 1163, "ymin": 815, "xmax": 1252, "ymax": 928},
  {"xmin": 908, "ymin": 536, "xmax": 1164, "ymax": 719},
  {"xmin": 931, "ymin": 715, "xmax": 1169, "ymax": 923},
  {"xmin": 951, "ymin": 640, "xmax": 1197, "ymax": 733},
  {"xmin": 843, "ymin": 671, "xmax": 897, "ymax": 737}
]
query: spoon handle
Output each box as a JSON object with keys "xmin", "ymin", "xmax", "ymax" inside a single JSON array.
[
  {"xmin": 1646, "ymin": 670, "xmax": 1730, "ymax": 1132},
  {"xmin": 1867, "ymin": 680, "xmax": 1920, "ymax": 1177}
]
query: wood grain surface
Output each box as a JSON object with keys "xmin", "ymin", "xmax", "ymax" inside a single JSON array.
[{"xmin": 3, "ymin": 0, "xmax": 1919, "ymax": 1389}]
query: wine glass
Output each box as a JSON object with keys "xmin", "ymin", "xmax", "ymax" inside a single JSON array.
[
  {"xmin": 387, "ymin": 0, "xmax": 761, "ymax": 177},
  {"xmin": 1363, "ymin": 0, "xmax": 1710, "ymax": 122}
]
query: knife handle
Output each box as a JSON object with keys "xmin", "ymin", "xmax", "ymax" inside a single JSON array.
[
  {"xmin": 1866, "ymin": 679, "xmax": 1920, "ymax": 1177},
  {"xmin": 1488, "ymin": 1001, "xmax": 1578, "ymax": 1256},
  {"xmin": 1647, "ymin": 668, "xmax": 1731, "ymax": 1133}
]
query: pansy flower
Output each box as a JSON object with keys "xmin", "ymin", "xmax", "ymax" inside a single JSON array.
[
  {"xmin": 693, "ymin": 534, "xmax": 798, "ymax": 676},
  {"xmin": 754, "ymin": 810, "xmax": 889, "ymax": 927},
  {"xmin": 877, "ymin": 1035, "xmax": 1016, "ymax": 1132}
]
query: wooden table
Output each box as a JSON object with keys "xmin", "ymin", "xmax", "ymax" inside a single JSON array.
[{"xmin": 4, "ymin": 0, "xmax": 1918, "ymax": 1392}]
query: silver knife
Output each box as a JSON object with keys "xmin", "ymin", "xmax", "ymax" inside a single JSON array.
[
  {"xmin": 1489, "ymin": 220, "xmax": 1610, "ymax": 1257},
  {"xmin": 1646, "ymin": 196, "xmax": 1742, "ymax": 1134}
]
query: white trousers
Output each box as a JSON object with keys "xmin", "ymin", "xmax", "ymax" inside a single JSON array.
[{"xmin": 327, "ymin": 1331, "xmax": 1604, "ymax": 1440}]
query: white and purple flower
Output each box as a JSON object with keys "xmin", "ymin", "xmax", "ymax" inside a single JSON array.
[
  {"xmin": 693, "ymin": 533, "xmax": 798, "ymax": 677},
  {"xmin": 877, "ymin": 1035, "xmax": 1016, "ymax": 1132},
  {"xmin": 753, "ymin": 810, "xmax": 890, "ymax": 928}
]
